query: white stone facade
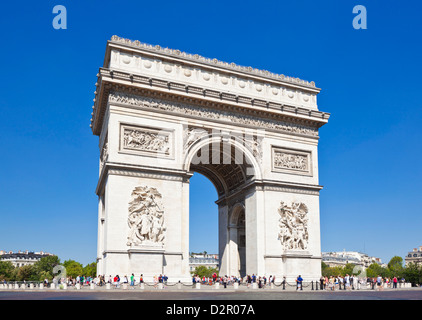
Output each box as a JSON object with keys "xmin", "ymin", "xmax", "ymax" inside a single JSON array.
[
  {"xmin": 91, "ymin": 36, "xmax": 330, "ymax": 282},
  {"xmin": 189, "ymin": 255, "xmax": 219, "ymax": 273},
  {"xmin": 322, "ymin": 251, "xmax": 385, "ymax": 269},
  {"xmin": 0, "ymin": 251, "xmax": 54, "ymax": 268},
  {"xmin": 405, "ymin": 246, "xmax": 422, "ymax": 266}
]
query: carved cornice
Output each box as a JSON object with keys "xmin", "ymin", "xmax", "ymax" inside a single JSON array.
[
  {"xmin": 91, "ymin": 68, "xmax": 329, "ymax": 136},
  {"xmin": 95, "ymin": 162, "xmax": 192, "ymax": 196},
  {"xmin": 249, "ymin": 179, "xmax": 322, "ymax": 195},
  {"xmin": 216, "ymin": 180, "xmax": 322, "ymax": 205},
  {"xmin": 262, "ymin": 185, "xmax": 321, "ymax": 196}
]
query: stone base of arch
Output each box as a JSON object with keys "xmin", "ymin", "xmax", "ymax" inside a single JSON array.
[{"xmin": 96, "ymin": 166, "xmax": 323, "ymax": 282}]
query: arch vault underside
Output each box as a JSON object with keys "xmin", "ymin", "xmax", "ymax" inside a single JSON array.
[{"xmin": 91, "ymin": 36, "xmax": 330, "ymax": 282}]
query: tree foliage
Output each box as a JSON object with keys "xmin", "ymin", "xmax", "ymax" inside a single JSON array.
[
  {"xmin": 387, "ymin": 256, "xmax": 404, "ymax": 278},
  {"xmin": 34, "ymin": 255, "xmax": 61, "ymax": 281},
  {"xmin": 404, "ymin": 262, "xmax": 422, "ymax": 287},
  {"xmin": 0, "ymin": 261, "xmax": 15, "ymax": 281},
  {"xmin": 83, "ymin": 262, "xmax": 97, "ymax": 278},
  {"xmin": 321, "ymin": 256, "xmax": 421, "ymax": 285},
  {"xmin": 321, "ymin": 262, "xmax": 360, "ymax": 277},
  {"xmin": 191, "ymin": 266, "xmax": 218, "ymax": 278},
  {"xmin": 16, "ymin": 265, "xmax": 38, "ymax": 281},
  {"xmin": 0, "ymin": 255, "xmax": 97, "ymax": 282},
  {"xmin": 63, "ymin": 260, "xmax": 83, "ymax": 278}
]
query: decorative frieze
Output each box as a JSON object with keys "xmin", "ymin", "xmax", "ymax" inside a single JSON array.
[
  {"xmin": 110, "ymin": 93, "xmax": 319, "ymax": 137},
  {"xmin": 278, "ymin": 201, "xmax": 309, "ymax": 251},
  {"xmin": 272, "ymin": 147, "xmax": 312, "ymax": 176},
  {"xmin": 127, "ymin": 186, "xmax": 166, "ymax": 247}
]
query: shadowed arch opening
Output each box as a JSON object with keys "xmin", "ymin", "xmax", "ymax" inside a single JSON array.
[
  {"xmin": 185, "ymin": 136, "xmax": 261, "ymax": 199},
  {"xmin": 185, "ymin": 135, "xmax": 261, "ymax": 277}
]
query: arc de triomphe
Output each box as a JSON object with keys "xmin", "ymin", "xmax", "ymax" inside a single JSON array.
[{"xmin": 90, "ymin": 36, "xmax": 330, "ymax": 282}]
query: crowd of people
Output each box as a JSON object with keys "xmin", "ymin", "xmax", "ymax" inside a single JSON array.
[
  {"xmin": 318, "ymin": 275, "xmax": 404, "ymax": 291},
  {"xmin": 192, "ymin": 273, "xmax": 277, "ymax": 289},
  {"xmin": 51, "ymin": 273, "xmax": 169, "ymax": 289},
  {"xmin": 45, "ymin": 273, "xmax": 405, "ymax": 291}
]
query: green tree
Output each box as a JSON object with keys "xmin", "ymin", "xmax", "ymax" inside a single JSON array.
[
  {"xmin": 344, "ymin": 263, "xmax": 357, "ymax": 276},
  {"xmin": 192, "ymin": 266, "xmax": 219, "ymax": 278},
  {"xmin": 404, "ymin": 262, "xmax": 422, "ymax": 287},
  {"xmin": 321, "ymin": 262, "xmax": 330, "ymax": 277},
  {"xmin": 366, "ymin": 262, "xmax": 386, "ymax": 278},
  {"xmin": 63, "ymin": 260, "xmax": 83, "ymax": 278},
  {"xmin": 331, "ymin": 266, "xmax": 346, "ymax": 277},
  {"xmin": 83, "ymin": 262, "xmax": 97, "ymax": 278},
  {"xmin": 16, "ymin": 265, "xmax": 38, "ymax": 281},
  {"xmin": 0, "ymin": 261, "xmax": 15, "ymax": 281},
  {"xmin": 321, "ymin": 263, "xmax": 346, "ymax": 277},
  {"xmin": 38, "ymin": 270, "xmax": 53, "ymax": 282},
  {"xmin": 387, "ymin": 256, "xmax": 404, "ymax": 278},
  {"xmin": 33, "ymin": 255, "xmax": 60, "ymax": 281}
]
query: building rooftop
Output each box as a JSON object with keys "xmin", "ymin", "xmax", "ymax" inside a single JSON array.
[{"xmin": 0, "ymin": 250, "xmax": 53, "ymax": 260}]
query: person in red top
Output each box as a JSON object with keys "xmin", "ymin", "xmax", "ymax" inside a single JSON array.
[
  {"xmin": 113, "ymin": 275, "xmax": 120, "ymax": 288},
  {"xmin": 212, "ymin": 273, "xmax": 217, "ymax": 283},
  {"xmin": 393, "ymin": 276, "xmax": 398, "ymax": 289}
]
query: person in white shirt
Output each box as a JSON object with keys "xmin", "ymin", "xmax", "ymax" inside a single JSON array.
[{"xmin": 345, "ymin": 274, "xmax": 351, "ymax": 290}]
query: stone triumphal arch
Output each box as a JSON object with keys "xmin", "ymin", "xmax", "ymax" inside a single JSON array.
[{"xmin": 90, "ymin": 36, "xmax": 330, "ymax": 282}]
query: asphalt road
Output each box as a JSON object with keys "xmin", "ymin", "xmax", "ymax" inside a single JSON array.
[
  {"xmin": 1, "ymin": 289, "xmax": 419, "ymax": 319},
  {"xmin": 0, "ymin": 288, "xmax": 421, "ymax": 300}
]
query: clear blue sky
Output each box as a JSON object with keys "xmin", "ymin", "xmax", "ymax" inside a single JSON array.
[{"xmin": 0, "ymin": 1, "xmax": 421, "ymax": 266}]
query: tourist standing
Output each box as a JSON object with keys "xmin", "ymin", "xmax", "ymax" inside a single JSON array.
[
  {"xmin": 329, "ymin": 276, "xmax": 335, "ymax": 291},
  {"xmin": 153, "ymin": 275, "xmax": 158, "ymax": 288},
  {"xmin": 376, "ymin": 275, "xmax": 383, "ymax": 291},
  {"xmin": 344, "ymin": 274, "xmax": 350, "ymax": 290},
  {"xmin": 296, "ymin": 275, "xmax": 303, "ymax": 290},
  {"xmin": 247, "ymin": 275, "xmax": 251, "ymax": 288}
]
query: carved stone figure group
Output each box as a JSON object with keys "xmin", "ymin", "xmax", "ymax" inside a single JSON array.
[
  {"xmin": 278, "ymin": 201, "xmax": 309, "ymax": 251},
  {"xmin": 123, "ymin": 129, "xmax": 170, "ymax": 154},
  {"xmin": 127, "ymin": 186, "xmax": 166, "ymax": 246},
  {"xmin": 274, "ymin": 152, "xmax": 308, "ymax": 171}
]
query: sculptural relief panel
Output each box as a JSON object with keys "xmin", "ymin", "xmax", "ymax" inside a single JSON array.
[
  {"xmin": 119, "ymin": 123, "xmax": 173, "ymax": 159},
  {"xmin": 272, "ymin": 147, "xmax": 312, "ymax": 176},
  {"xmin": 277, "ymin": 201, "xmax": 309, "ymax": 251},
  {"xmin": 127, "ymin": 186, "xmax": 166, "ymax": 247}
]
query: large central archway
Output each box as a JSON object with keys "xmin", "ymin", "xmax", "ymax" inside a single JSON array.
[
  {"xmin": 92, "ymin": 36, "xmax": 329, "ymax": 282},
  {"xmin": 185, "ymin": 134, "xmax": 261, "ymax": 277}
]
